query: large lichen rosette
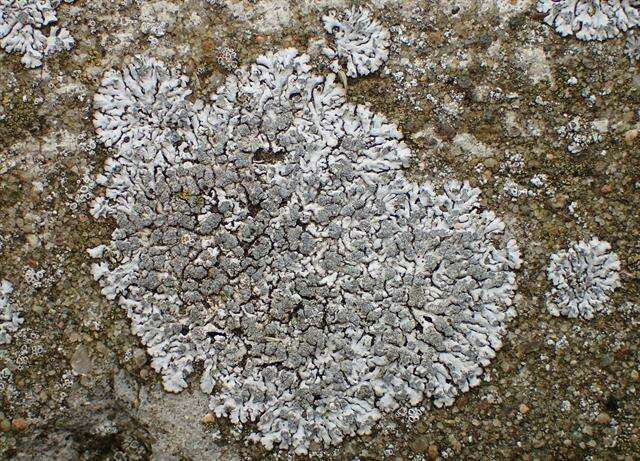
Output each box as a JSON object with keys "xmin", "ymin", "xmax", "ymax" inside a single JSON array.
[{"xmin": 91, "ymin": 49, "xmax": 521, "ymax": 453}]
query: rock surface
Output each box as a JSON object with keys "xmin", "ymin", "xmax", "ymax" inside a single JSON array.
[{"xmin": 0, "ymin": 0, "xmax": 638, "ymax": 459}]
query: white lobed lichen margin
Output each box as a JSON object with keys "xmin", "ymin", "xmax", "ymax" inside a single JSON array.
[
  {"xmin": 0, "ymin": 280, "xmax": 22, "ymax": 345},
  {"xmin": 537, "ymin": 0, "xmax": 640, "ymax": 41},
  {"xmin": 0, "ymin": 0, "xmax": 75, "ymax": 68},
  {"xmin": 90, "ymin": 48, "xmax": 522, "ymax": 454},
  {"xmin": 547, "ymin": 238, "xmax": 621, "ymax": 319},
  {"xmin": 626, "ymin": 32, "xmax": 640, "ymax": 61},
  {"xmin": 322, "ymin": 7, "xmax": 390, "ymax": 78}
]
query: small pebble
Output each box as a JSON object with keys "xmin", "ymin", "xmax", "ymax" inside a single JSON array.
[
  {"xmin": 595, "ymin": 412, "xmax": 611, "ymax": 425},
  {"xmin": 12, "ymin": 418, "xmax": 27, "ymax": 431},
  {"xmin": 519, "ymin": 403, "xmax": 530, "ymax": 414},
  {"xmin": 428, "ymin": 444, "xmax": 439, "ymax": 460},
  {"xmin": 551, "ymin": 194, "xmax": 567, "ymax": 209},
  {"xmin": 409, "ymin": 435, "xmax": 430, "ymax": 453},
  {"xmin": 70, "ymin": 345, "xmax": 92, "ymax": 375},
  {"xmin": 450, "ymin": 438, "xmax": 462, "ymax": 453},
  {"xmin": 202, "ymin": 413, "xmax": 215, "ymax": 424},
  {"xmin": 133, "ymin": 348, "xmax": 147, "ymax": 368},
  {"xmin": 0, "ymin": 418, "xmax": 10, "ymax": 432},
  {"xmin": 600, "ymin": 353, "xmax": 614, "ymax": 367},
  {"xmin": 624, "ymin": 129, "xmax": 638, "ymax": 144},
  {"xmin": 600, "ymin": 184, "xmax": 612, "ymax": 194},
  {"xmin": 483, "ymin": 157, "xmax": 497, "ymax": 169}
]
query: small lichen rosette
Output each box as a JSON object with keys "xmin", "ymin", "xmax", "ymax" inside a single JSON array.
[
  {"xmin": 537, "ymin": 0, "xmax": 640, "ymax": 40},
  {"xmin": 0, "ymin": 0, "xmax": 75, "ymax": 67},
  {"xmin": 91, "ymin": 49, "xmax": 521, "ymax": 453},
  {"xmin": 547, "ymin": 238, "xmax": 621, "ymax": 319},
  {"xmin": 322, "ymin": 7, "xmax": 390, "ymax": 77}
]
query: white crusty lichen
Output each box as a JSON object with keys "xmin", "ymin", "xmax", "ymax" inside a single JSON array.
[
  {"xmin": 90, "ymin": 49, "xmax": 521, "ymax": 453},
  {"xmin": 1, "ymin": 280, "xmax": 22, "ymax": 345},
  {"xmin": 555, "ymin": 116, "xmax": 605, "ymax": 154},
  {"xmin": 322, "ymin": 7, "xmax": 390, "ymax": 77},
  {"xmin": 537, "ymin": 0, "xmax": 640, "ymax": 40},
  {"xmin": 0, "ymin": 0, "xmax": 75, "ymax": 68},
  {"xmin": 547, "ymin": 238, "xmax": 621, "ymax": 320}
]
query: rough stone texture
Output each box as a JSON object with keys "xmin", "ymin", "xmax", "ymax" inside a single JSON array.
[{"xmin": 0, "ymin": 0, "xmax": 639, "ymax": 459}]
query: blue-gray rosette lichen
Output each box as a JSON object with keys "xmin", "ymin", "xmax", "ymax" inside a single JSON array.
[
  {"xmin": 90, "ymin": 49, "xmax": 521, "ymax": 453},
  {"xmin": 547, "ymin": 238, "xmax": 621, "ymax": 319}
]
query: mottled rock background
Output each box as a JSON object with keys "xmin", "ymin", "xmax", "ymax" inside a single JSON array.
[{"xmin": 0, "ymin": 0, "xmax": 639, "ymax": 459}]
